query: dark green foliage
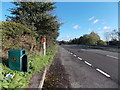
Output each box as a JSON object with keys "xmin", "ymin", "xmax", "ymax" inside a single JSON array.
[
  {"xmin": 109, "ymin": 39, "xmax": 120, "ymax": 45},
  {"xmin": 7, "ymin": 2, "xmax": 60, "ymax": 47},
  {"xmin": 1, "ymin": 21, "xmax": 39, "ymax": 58},
  {"xmin": 58, "ymin": 40, "xmax": 69, "ymax": 44},
  {"xmin": 0, "ymin": 21, "xmax": 37, "ymax": 40}
]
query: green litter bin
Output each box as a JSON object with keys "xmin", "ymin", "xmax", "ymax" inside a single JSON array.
[{"xmin": 8, "ymin": 49, "xmax": 28, "ymax": 72}]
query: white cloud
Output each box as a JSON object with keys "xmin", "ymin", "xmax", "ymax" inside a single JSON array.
[
  {"xmin": 73, "ymin": 25, "xmax": 80, "ymax": 30},
  {"xmin": 58, "ymin": 36, "xmax": 72, "ymax": 41},
  {"xmin": 93, "ymin": 19, "xmax": 99, "ymax": 24},
  {"xmin": 88, "ymin": 16, "xmax": 94, "ymax": 21},
  {"xmin": 103, "ymin": 26, "xmax": 111, "ymax": 29}
]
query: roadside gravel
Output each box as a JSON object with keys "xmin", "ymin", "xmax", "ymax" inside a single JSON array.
[{"xmin": 43, "ymin": 48, "xmax": 71, "ymax": 89}]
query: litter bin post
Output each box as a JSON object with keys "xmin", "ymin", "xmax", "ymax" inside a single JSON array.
[
  {"xmin": 41, "ymin": 38, "xmax": 46, "ymax": 56},
  {"xmin": 43, "ymin": 42, "xmax": 46, "ymax": 56},
  {"xmin": 8, "ymin": 49, "xmax": 28, "ymax": 72}
]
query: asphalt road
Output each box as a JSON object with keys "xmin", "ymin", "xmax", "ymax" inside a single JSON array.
[{"xmin": 58, "ymin": 45, "xmax": 119, "ymax": 88}]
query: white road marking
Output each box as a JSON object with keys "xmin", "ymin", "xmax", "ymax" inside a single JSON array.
[
  {"xmin": 78, "ymin": 57, "xmax": 82, "ymax": 60},
  {"xmin": 70, "ymin": 53, "xmax": 73, "ymax": 54},
  {"xmin": 74, "ymin": 55, "xmax": 77, "ymax": 57},
  {"xmin": 84, "ymin": 61, "xmax": 92, "ymax": 66},
  {"xmin": 106, "ymin": 55, "xmax": 118, "ymax": 59},
  {"xmin": 81, "ymin": 49, "xmax": 85, "ymax": 51},
  {"xmin": 96, "ymin": 68, "xmax": 110, "ymax": 78}
]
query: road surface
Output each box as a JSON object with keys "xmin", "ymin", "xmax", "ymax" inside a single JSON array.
[{"xmin": 58, "ymin": 45, "xmax": 119, "ymax": 88}]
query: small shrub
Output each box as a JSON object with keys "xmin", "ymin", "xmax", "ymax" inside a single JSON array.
[{"xmin": 97, "ymin": 40, "xmax": 107, "ymax": 45}]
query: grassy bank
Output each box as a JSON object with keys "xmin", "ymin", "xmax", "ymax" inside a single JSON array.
[{"xmin": 0, "ymin": 45, "xmax": 58, "ymax": 88}]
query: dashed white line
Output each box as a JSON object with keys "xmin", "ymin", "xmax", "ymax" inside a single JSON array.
[
  {"xmin": 84, "ymin": 61, "xmax": 92, "ymax": 66},
  {"xmin": 106, "ymin": 55, "xmax": 118, "ymax": 59},
  {"xmin": 78, "ymin": 57, "xmax": 82, "ymax": 60},
  {"xmin": 68, "ymin": 51, "xmax": 111, "ymax": 78},
  {"xmin": 96, "ymin": 68, "xmax": 110, "ymax": 78},
  {"xmin": 74, "ymin": 55, "xmax": 77, "ymax": 57}
]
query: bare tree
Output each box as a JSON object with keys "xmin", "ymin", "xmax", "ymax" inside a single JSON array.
[
  {"xmin": 104, "ymin": 31, "xmax": 110, "ymax": 45},
  {"xmin": 110, "ymin": 29, "xmax": 118, "ymax": 41}
]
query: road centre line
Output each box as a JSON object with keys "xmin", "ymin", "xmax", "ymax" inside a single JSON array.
[
  {"xmin": 74, "ymin": 54, "xmax": 77, "ymax": 57},
  {"xmin": 68, "ymin": 50, "xmax": 112, "ymax": 78},
  {"xmin": 68, "ymin": 50, "xmax": 111, "ymax": 78},
  {"xmin": 84, "ymin": 61, "xmax": 92, "ymax": 66},
  {"xmin": 78, "ymin": 57, "xmax": 82, "ymax": 60},
  {"xmin": 96, "ymin": 68, "xmax": 110, "ymax": 78},
  {"xmin": 106, "ymin": 55, "xmax": 118, "ymax": 59}
]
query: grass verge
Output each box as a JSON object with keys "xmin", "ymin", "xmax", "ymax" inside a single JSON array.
[
  {"xmin": 78, "ymin": 45, "xmax": 120, "ymax": 52},
  {"xmin": 0, "ymin": 45, "xmax": 58, "ymax": 88}
]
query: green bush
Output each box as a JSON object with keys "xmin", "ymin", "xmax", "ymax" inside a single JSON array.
[{"xmin": 97, "ymin": 40, "xmax": 107, "ymax": 45}]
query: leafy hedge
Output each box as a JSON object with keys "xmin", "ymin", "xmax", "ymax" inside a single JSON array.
[
  {"xmin": 0, "ymin": 21, "xmax": 37, "ymax": 40},
  {"xmin": 1, "ymin": 21, "xmax": 40, "ymax": 58}
]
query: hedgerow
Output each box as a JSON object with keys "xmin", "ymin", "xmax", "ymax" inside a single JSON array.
[
  {"xmin": 1, "ymin": 21, "xmax": 40, "ymax": 58},
  {"xmin": 0, "ymin": 21, "xmax": 37, "ymax": 40}
]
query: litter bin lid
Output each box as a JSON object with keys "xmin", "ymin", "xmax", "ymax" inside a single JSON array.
[
  {"xmin": 8, "ymin": 49, "xmax": 26, "ymax": 55},
  {"xmin": 8, "ymin": 49, "xmax": 26, "ymax": 52}
]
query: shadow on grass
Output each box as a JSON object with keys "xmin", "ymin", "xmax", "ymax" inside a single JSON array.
[{"xmin": 0, "ymin": 57, "xmax": 9, "ymax": 67}]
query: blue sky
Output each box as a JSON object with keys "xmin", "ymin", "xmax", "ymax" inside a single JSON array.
[{"xmin": 1, "ymin": 2, "xmax": 118, "ymax": 41}]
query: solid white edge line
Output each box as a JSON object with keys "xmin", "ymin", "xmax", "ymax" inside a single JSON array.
[
  {"xmin": 106, "ymin": 55, "xmax": 118, "ymax": 59},
  {"xmin": 78, "ymin": 57, "xmax": 82, "ymax": 60},
  {"xmin": 74, "ymin": 55, "xmax": 76, "ymax": 57},
  {"xmin": 38, "ymin": 68, "xmax": 47, "ymax": 89},
  {"xmin": 84, "ymin": 61, "xmax": 92, "ymax": 66},
  {"xmin": 96, "ymin": 68, "xmax": 110, "ymax": 78}
]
